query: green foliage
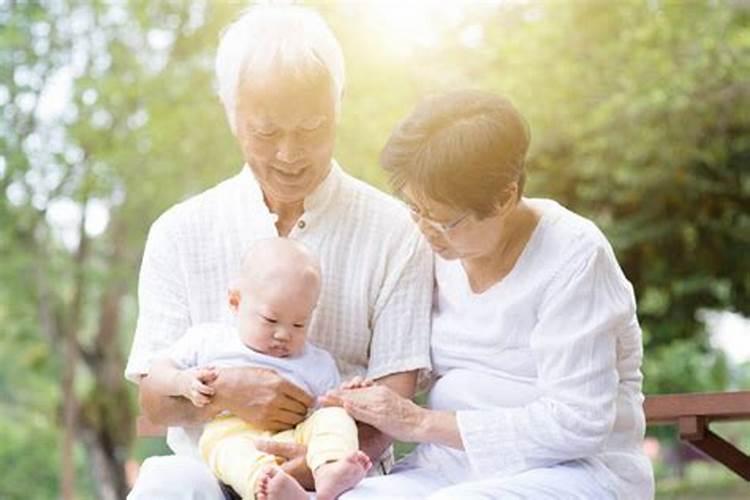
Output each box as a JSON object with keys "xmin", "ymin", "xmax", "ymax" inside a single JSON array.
[
  {"xmin": 0, "ymin": 414, "xmax": 59, "ymax": 500},
  {"xmin": 1, "ymin": 0, "xmax": 748, "ymax": 497}
]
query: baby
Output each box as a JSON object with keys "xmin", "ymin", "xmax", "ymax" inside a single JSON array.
[{"xmin": 148, "ymin": 238, "xmax": 371, "ymax": 500}]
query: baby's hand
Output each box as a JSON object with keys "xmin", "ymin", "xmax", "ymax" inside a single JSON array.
[
  {"xmin": 339, "ymin": 376, "xmax": 375, "ymax": 390},
  {"xmin": 180, "ymin": 367, "xmax": 217, "ymax": 407}
]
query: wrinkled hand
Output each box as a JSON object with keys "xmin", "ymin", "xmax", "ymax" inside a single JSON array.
[
  {"xmin": 339, "ymin": 376, "xmax": 375, "ymax": 390},
  {"xmin": 320, "ymin": 384, "xmax": 425, "ymax": 442},
  {"xmin": 211, "ymin": 366, "xmax": 313, "ymax": 432},
  {"xmin": 180, "ymin": 367, "xmax": 217, "ymax": 407},
  {"xmin": 255, "ymin": 440, "xmax": 314, "ymax": 491}
]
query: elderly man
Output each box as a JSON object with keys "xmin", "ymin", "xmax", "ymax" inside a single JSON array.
[{"xmin": 126, "ymin": 5, "xmax": 432, "ymax": 499}]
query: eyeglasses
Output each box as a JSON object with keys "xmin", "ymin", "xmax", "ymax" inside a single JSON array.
[{"xmin": 406, "ymin": 204, "xmax": 470, "ymax": 233}]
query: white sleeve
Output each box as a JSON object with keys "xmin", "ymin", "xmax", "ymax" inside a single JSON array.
[
  {"xmin": 311, "ymin": 350, "xmax": 342, "ymax": 397},
  {"xmin": 124, "ymin": 213, "xmax": 191, "ymax": 383},
  {"xmin": 367, "ymin": 229, "xmax": 433, "ymax": 381},
  {"xmin": 324, "ymin": 357, "xmax": 342, "ymax": 395},
  {"xmin": 456, "ymin": 243, "xmax": 635, "ymax": 477},
  {"xmin": 166, "ymin": 326, "xmax": 203, "ymax": 370}
]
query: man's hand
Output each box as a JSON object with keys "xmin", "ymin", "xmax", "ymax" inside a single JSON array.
[
  {"xmin": 178, "ymin": 367, "xmax": 217, "ymax": 407},
  {"xmin": 255, "ymin": 440, "xmax": 314, "ymax": 491},
  {"xmin": 212, "ymin": 366, "xmax": 314, "ymax": 432}
]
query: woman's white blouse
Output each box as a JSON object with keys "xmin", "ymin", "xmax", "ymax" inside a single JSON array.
[{"xmin": 429, "ymin": 198, "xmax": 653, "ymax": 499}]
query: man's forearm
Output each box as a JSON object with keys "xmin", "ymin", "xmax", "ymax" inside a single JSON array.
[
  {"xmin": 139, "ymin": 375, "xmax": 217, "ymax": 426},
  {"xmin": 358, "ymin": 370, "xmax": 418, "ymax": 462},
  {"xmin": 358, "ymin": 422, "xmax": 393, "ymax": 463}
]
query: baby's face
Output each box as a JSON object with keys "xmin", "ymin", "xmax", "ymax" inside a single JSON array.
[{"xmin": 234, "ymin": 276, "xmax": 318, "ymax": 358}]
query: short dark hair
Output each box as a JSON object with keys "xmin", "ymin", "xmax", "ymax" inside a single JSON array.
[{"xmin": 381, "ymin": 89, "xmax": 530, "ymax": 218}]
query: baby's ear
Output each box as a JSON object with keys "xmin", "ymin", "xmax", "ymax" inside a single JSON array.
[{"xmin": 227, "ymin": 288, "xmax": 241, "ymax": 312}]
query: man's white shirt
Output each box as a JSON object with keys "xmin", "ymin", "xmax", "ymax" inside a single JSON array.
[{"xmin": 126, "ymin": 161, "xmax": 433, "ymax": 456}]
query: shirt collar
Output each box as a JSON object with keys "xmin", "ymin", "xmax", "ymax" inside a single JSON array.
[
  {"xmin": 303, "ymin": 160, "xmax": 342, "ymax": 214},
  {"xmin": 235, "ymin": 164, "xmax": 278, "ymax": 226},
  {"xmin": 237, "ymin": 160, "xmax": 344, "ymax": 207},
  {"xmin": 236, "ymin": 164, "xmax": 265, "ymax": 204},
  {"xmin": 235, "ymin": 160, "xmax": 343, "ymax": 215}
]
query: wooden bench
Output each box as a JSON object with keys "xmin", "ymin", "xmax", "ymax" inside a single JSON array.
[
  {"xmin": 644, "ymin": 390, "xmax": 750, "ymax": 480},
  {"xmin": 136, "ymin": 391, "xmax": 750, "ymax": 480}
]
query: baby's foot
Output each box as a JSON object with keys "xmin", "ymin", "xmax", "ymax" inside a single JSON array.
[
  {"xmin": 314, "ymin": 451, "xmax": 372, "ymax": 500},
  {"xmin": 255, "ymin": 466, "xmax": 307, "ymax": 500}
]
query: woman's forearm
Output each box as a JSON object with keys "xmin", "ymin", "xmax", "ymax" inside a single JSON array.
[{"xmin": 414, "ymin": 409, "xmax": 463, "ymax": 450}]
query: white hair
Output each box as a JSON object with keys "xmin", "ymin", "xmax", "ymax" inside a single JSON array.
[{"xmin": 215, "ymin": 4, "xmax": 346, "ymax": 134}]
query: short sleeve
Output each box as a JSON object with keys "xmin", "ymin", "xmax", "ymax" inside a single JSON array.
[
  {"xmin": 307, "ymin": 348, "xmax": 342, "ymax": 397},
  {"xmin": 166, "ymin": 326, "xmax": 204, "ymax": 370},
  {"xmin": 322, "ymin": 356, "xmax": 341, "ymax": 395},
  {"xmin": 125, "ymin": 213, "xmax": 191, "ymax": 382},
  {"xmin": 367, "ymin": 230, "xmax": 433, "ymax": 381},
  {"xmin": 456, "ymin": 242, "xmax": 635, "ymax": 477}
]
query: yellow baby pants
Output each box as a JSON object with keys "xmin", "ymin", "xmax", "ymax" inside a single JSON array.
[{"xmin": 199, "ymin": 407, "xmax": 358, "ymax": 499}]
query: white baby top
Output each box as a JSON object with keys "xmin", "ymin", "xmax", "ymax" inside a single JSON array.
[{"xmin": 169, "ymin": 322, "xmax": 340, "ymax": 399}]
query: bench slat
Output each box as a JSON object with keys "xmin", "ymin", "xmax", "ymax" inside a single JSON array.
[{"xmin": 644, "ymin": 391, "xmax": 750, "ymax": 424}]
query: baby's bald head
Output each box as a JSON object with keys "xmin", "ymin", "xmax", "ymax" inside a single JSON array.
[
  {"xmin": 230, "ymin": 238, "xmax": 322, "ymax": 357},
  {"xmin": 238, "ymin": 237, "xmax": 322, "ymax": 297}
]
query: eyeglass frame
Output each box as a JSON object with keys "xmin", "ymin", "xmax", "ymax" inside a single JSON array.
[{"xmin": 406, "ymin": 203, "xmax": 471, "ymax": 234}]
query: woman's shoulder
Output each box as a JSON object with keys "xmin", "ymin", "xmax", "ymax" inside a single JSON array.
[
  {"xmin": 528, "ymin": 198, "xmax": 634, "ymax": 301},
  {"xmin": 522, "ymin": 198, "xmax": 632, "ymax": 295},
  {"xmin": 528, "ymin": 198, "xmax": 612, "ymax": 261}
]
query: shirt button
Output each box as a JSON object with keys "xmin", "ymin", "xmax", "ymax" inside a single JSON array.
[{"xmin": 297, "ymin": 220, "xmax": 306, "ymax": 229}]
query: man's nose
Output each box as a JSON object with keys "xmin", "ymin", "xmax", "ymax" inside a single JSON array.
[{"xmin": 275, "ymin": 135, "xmax": 304, "ymax": 164}]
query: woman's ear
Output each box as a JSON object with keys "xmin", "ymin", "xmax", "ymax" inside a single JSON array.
[
  {"xmin": 495, "ymin": 182, "xmax": 519, "ymax": 216},
  {"xmin": 228, "ymin": 288, "xmax": 241, "ymax": 313}
]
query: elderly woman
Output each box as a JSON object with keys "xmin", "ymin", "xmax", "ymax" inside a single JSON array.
[{"xmin": 331, "ymin": 90, "xmax": 654, "ymax": 499}]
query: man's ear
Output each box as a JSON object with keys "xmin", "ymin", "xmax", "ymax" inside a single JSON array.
[{"xmin": 228, "ymin": 288, "xmax": 241, "ymax": 312}]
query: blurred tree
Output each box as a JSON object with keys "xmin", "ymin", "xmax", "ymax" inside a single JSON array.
[
  {"xmin": 1, "ymin": 0, "xmax": 748, "ymax": 497},
  {"xmin": 488, "ymin": 0, "xmax": 750, "ymax": 395},
  {"xmin": 1, "ymin": 0, "xmax": 237, "ymax": 497}
]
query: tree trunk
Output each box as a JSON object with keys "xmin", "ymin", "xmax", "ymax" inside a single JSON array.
[
  {"xmin": 78, "ymin": 275, "xmax": 134, "ymax": 500},
  {"xmin": 62, "ymin": 336, "xmax": 77, "ymax": 500},
  {"xmin": 80, "ymin": 426, "xmax": 130, "ymax": 500}
]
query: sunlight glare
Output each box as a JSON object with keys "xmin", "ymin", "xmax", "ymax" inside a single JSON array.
[{"xmin": 360, "ymin": 0, "xmax": 466, "ymax": 56}]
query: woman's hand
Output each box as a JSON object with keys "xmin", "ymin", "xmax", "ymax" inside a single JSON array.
[{"xmin": 321, "ymin": 383, "xmax": 426, "ymax": 443}]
